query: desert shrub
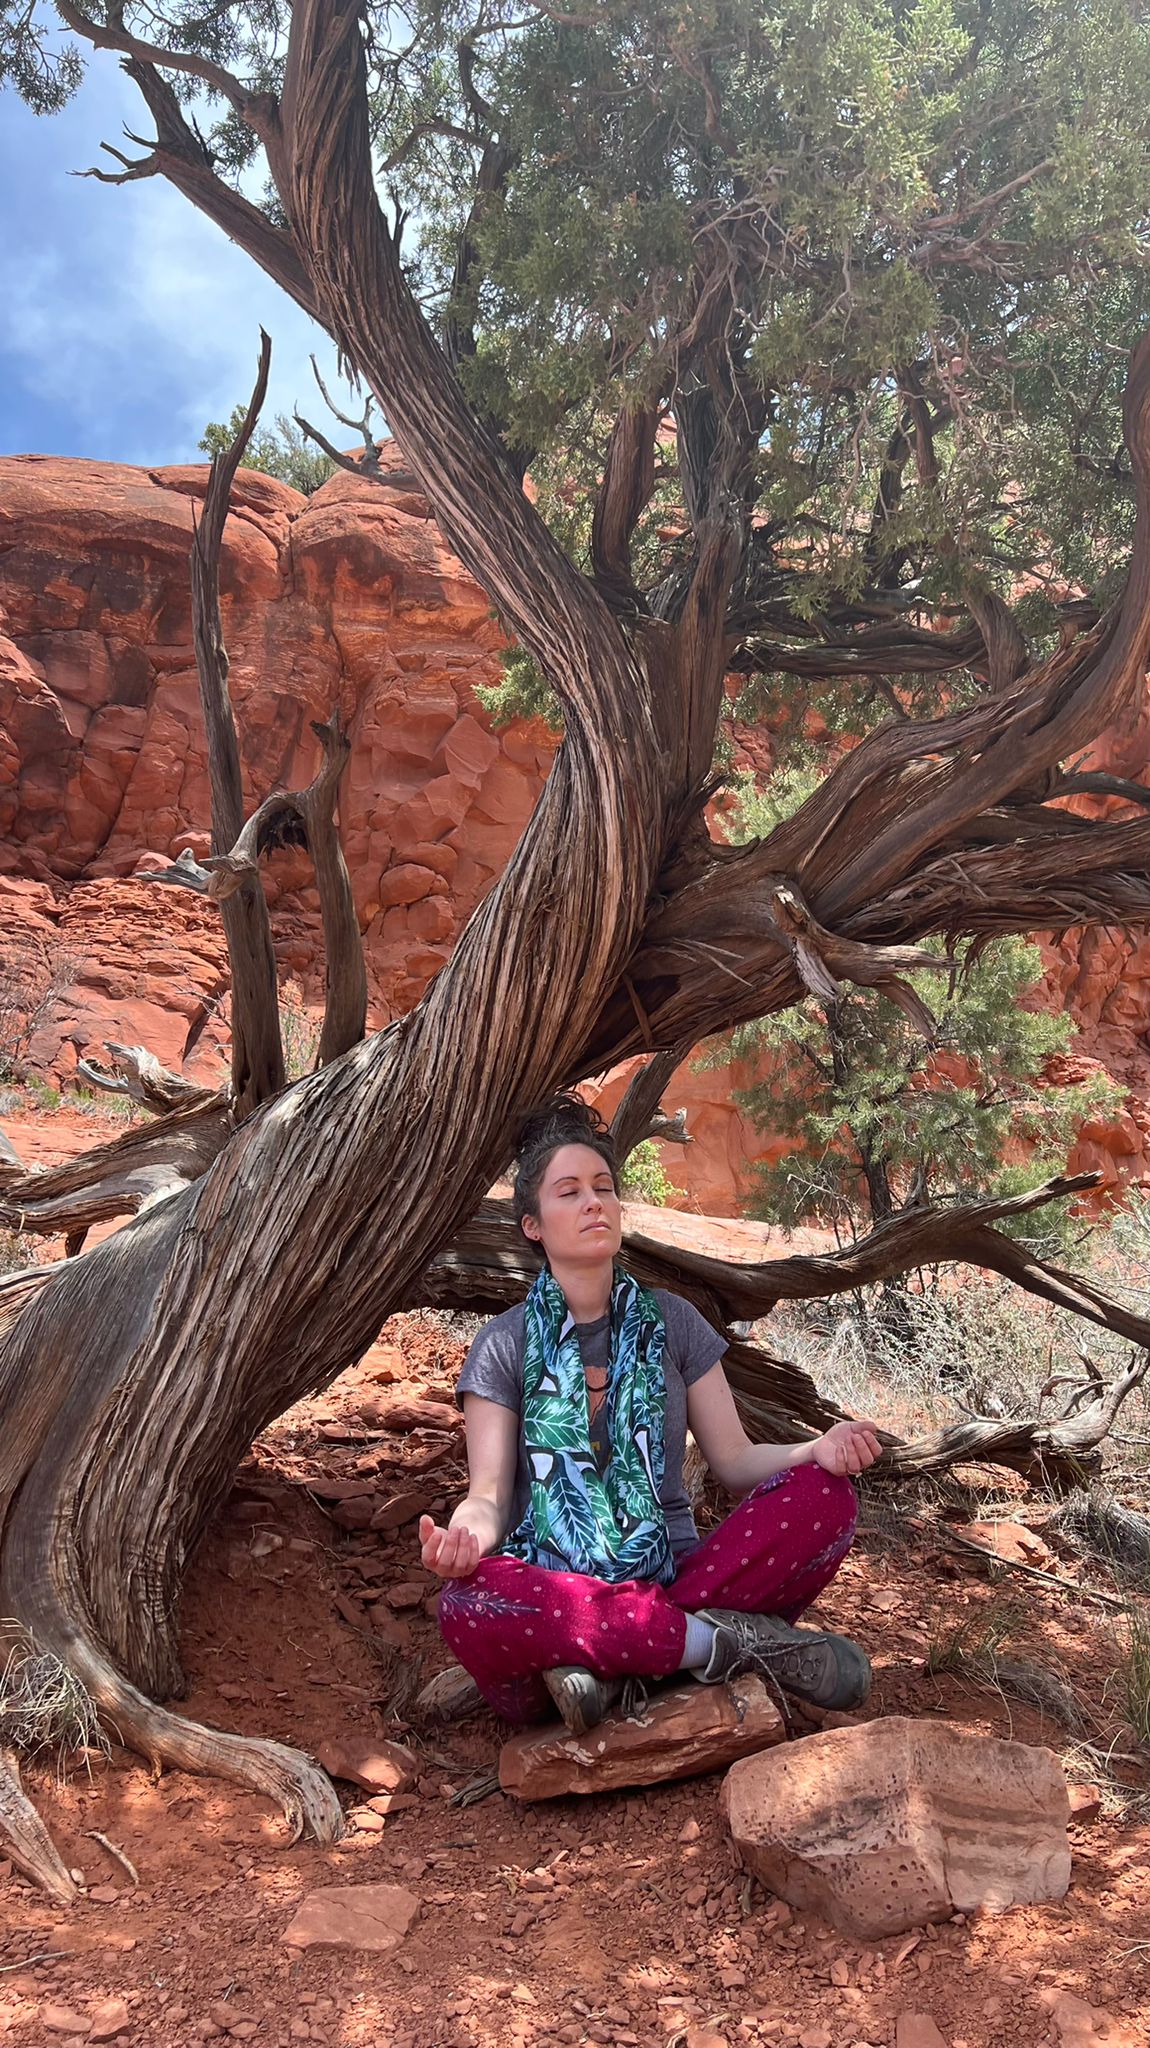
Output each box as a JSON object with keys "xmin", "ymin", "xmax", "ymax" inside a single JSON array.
[
  {"xmin": 0, "ymin": 945, "xmax": 79, "ymax": 1082},
  {"xmin": 620, "ymin": 1138, "xmax": 682, "ymax": 1207}
]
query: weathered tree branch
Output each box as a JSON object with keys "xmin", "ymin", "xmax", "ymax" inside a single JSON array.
[
  {"xmin": 190, "ymin": 332, "xmax": 286, "ymax": 1113},
  {"xmin": 203, "ymin": 713, "xmax": 367, "ymax": 1066},
  {"xmin": 590, "ymin": 404, "xmax": 660, "ymax": 613},
  {"xmin": 0, "ymin": 1099, "xmax": 232, "ymax": 1236},
  {"xmin": 608, "ymin": 1049, "xmax": 690, "ymax": 1159},
  {"xmin": 75, "ymin": 1042, "xmax": 216, "ymax": 1113}
]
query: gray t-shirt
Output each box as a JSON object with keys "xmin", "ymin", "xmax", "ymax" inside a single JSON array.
[{"xmin": 456, "ymin": 1289, "xmax": 727, "ymax": 1562}]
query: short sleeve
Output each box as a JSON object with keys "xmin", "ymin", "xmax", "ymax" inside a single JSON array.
[
  {"xmin": 658, "ymin": 1292, "xmax": 728, "ymax": 1387},
  {"xmin": 455, "ymin": 1307, "xmax": 525, "ymax": 1415}
]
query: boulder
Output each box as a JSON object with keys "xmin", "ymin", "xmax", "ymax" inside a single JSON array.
[
  {"xmin": 282, "ymin": 1881, "xmax": 419, "ymax": 1951},
  {"xmin": 721, "ymin": 1716, "xmax": 1070, "ymax": 1940},
  {"xmin": 499, "ymin": 1675, "xmax": 784, "ymax": 1800}
]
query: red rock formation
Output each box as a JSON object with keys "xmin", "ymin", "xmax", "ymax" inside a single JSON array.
[
  {"xmin": 0, "ymin": 449, "xmax": 556, "ymax": 1075},
  {"xmin": 3, "ymin": 448, "xmax": 1150, "ymax": 1211}
]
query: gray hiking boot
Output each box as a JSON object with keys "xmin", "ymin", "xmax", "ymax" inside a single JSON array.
[
  {"xmin": 691, "ymin": 1608, "xmax": 871, "ymax": 1711},
  {"xmin": 543, "ymin": 1665, "xmax": 624, "ymax": 1735}
]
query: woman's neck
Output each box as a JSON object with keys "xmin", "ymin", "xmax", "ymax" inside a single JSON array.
[{"xmin": 549, "ymin": 1259, "xmax": 614, "ymax": 1324}]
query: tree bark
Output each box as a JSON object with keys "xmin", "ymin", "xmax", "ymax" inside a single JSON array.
[{"xmin": 190, "ymin": 331, "xmax": 286, "ymax": 1114}]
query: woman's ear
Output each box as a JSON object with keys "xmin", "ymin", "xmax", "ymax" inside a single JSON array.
[{"xmin": 521, "ymin": 1212, "xmax": 542, "ymax": 1244}]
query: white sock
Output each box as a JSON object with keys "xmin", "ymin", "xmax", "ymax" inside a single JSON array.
[{"xmin": 678, "ymin": 1614, "xmax": 717, "ymax": 1673}]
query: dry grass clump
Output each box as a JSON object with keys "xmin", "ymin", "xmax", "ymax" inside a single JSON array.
[
  {"xmin": 1119, "ymin": 1604, "xmax": 1150, "ymax": 1749},
  {"xmin": 1052, "ymin": 1488, "xmax": 1150, "ymax": 1576},
  {"xmin": 0, "ymin": 1626, "xmax": 109, "ymax": 1766},
  {"xmin": 926, "ymin": 1601, "xmax": 1086, "ymax": 1732}
]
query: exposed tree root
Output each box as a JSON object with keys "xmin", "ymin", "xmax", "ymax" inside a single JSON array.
[
  {"xmin": 1, "ymin": 1621, "xmax": 343, "ymax": 1901},
  {"xmin": 0, "ymin": 1744, "xmax": 77, "ymax": 1905}
]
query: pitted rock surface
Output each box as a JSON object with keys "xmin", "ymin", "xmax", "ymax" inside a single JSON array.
[{"xmin": 721, "ymin": 1715, "xmax": 1071, "ymax": 1940}]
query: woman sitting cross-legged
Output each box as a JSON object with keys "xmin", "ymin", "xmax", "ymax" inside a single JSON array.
[{"xmin": 419, "ymin": 1094, "xmax": 880, "ymax": 1733}]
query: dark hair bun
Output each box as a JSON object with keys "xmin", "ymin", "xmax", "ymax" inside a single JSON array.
[
  {"xmin": 512, "ymin": 1092, "xmax": 618, "ymax": 1228},
  {"xmin": 514, "ymin": 1092, "xmax": 610, "ymax": 1156}
]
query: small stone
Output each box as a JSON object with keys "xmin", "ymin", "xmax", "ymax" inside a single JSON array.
[
  {"xmin": 209, "ymin": 2005, "xmax": 256, "ymax": 2035},
  {"xmin": 830, "ymin": 1958, "xmax": 851, "ymax": 1986},
  {"xmin": 329, "ymin": 1497, "xmax": 376, "ymax": 1530},
  {"xmin": 42, "ymin": 2011, "xmax": 91, "ymax": 2038},
  {"xmin": 385, "ymin": 1582, "xmax": 427, "ymax": 1610},
  {"xmin": 895, "ymin": 2018, "xmax": 949, "ymax": 2048},
  {"xmin": 88, "ymin": 1884, "xmax": 121, "ymax": 1904},
  {"xmin": 1068, "ymin": 1783, "xmax": 1102, "ymax": 1825},
  {"xmin": 798, "ymin": 2029, "xmax": 833, "ymax": 2048},
  {"xmin": 684, "ymin": 2031, "xmax": 730, "ymax": 2048},
  {"xmin": 369, "ymin": 1490, "xmax": 434, "ymax": 1532},
  {"xmin": 282, "ymin": 1882, "xmax": 419, "ymax": 1952},
  {"xmin": 250, "ymin": 1530, "xmax": 283, "ymax": 1559},
  {"xmin": 316, "ymin": 1737, "xmax": 417, "ymax": 1794},
  {"xmin": 365, "ymin": 1792, "xmax": 419, "ymax": 1816},
  {"xmin": 88, "ymin": 2002, "xmax": 130, "ymax": 2043},
  {"xmin": 963, "ymin": 1519, "xmax": 1056, "ymax": 1572},
  {"xmin": 679, "ymin": 1818, "xmax": 701, "ymax": 1843},
  {"xmin": 348, "ymin": 1806, "xmax": 386, "ymax": 1833}
]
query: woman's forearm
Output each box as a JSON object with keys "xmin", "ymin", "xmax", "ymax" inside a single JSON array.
[{"xmin": 721, "ymin": 1439, "xmax": 817, "ymax": 1494}]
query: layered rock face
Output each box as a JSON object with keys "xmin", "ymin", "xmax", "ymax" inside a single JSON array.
[{"xmin": 2, "ymin": 449, "xmax": 1149, "ymax": 1210}]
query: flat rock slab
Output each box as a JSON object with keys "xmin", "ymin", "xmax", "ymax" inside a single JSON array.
[
  {"xmin": 499, "ymin": 1675, "xmax": 784, "ymax": 1800},
  {"xmin": 722, "ymin": 1715, "xmax": 1070, "ymax": 1941},
  {"xmin": 282, "ymin": 1882, "xmax": 419, "ymax": 1951}
]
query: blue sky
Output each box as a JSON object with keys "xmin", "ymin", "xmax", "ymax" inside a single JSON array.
[{"xmin": 0, "ymin": 55, "xmax": 358, "ymax": 466}]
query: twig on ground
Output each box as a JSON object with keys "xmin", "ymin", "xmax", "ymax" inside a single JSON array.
[
  {"xmin": 449, "ymin": 1769, "xmax": 501, "ymax": 1807},
  {"xmin": 0, "ymin": 1952, "xmax": 70, "ymax": 1973},
  {"xmin": 85, "ymin": 1829, "xmax": 138, "ymax": 1887}
]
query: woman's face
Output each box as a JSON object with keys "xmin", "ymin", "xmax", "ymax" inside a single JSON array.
[{"xmin": 521, "ymin": 1143, "xmax": 623, "ymax": 1265}]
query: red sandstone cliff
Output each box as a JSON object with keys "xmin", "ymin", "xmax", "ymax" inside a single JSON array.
[{"xmin": 2, "ymin": 449, "xmax": 1149, "ymax": 1211}]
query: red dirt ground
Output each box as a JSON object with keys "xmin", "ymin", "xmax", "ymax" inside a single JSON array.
[{"xmin": 2, "ymin": 1115, "xmax": 1149, "ymax": 2048}]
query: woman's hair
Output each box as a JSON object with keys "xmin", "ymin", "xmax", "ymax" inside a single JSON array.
[{"xmin": 511, "ymin": 1093, "xmax": 619, "ymax": 1228}]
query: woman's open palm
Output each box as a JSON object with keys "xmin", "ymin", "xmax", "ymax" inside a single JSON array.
[{"xmin": 419, "ymin": 1513, "xmax": 481, "ymax": 1578}]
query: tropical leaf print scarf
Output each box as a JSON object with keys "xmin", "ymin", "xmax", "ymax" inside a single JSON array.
[{"xmin": 499, "ymin": 1264, "xmax": 675, "ymax": 1585}]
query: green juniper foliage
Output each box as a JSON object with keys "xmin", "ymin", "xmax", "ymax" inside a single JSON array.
[
  {"xmin": 198, "ymin": 409, "xmax": 337, "ymax": 498},
  {"xmin": 716, "ymin": 773, "xmax": 1119, "ymax": 1240}
]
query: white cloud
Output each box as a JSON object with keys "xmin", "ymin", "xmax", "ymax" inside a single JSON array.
[{"xmin": 0, "ymin": 55, "xmax": 362, "ymax": 463}]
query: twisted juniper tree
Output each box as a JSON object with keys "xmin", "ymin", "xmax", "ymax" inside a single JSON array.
[{"xmin": 6, "ymin": 0, "xmax": 1150, "ymax": 1894}]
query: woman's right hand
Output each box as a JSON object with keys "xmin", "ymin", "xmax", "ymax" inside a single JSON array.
[{"xmin": 419, "ymin": 1512, "xmax": 482, "ymax": 1579}]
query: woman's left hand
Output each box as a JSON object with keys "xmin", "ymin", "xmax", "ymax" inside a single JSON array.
[{"xmin": 810, "ymin": 1420, "xmax": 883, "ymax": 1477}]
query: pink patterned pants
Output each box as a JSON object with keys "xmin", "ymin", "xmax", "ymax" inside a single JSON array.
[{"xmin": 438, "ymin": 1463, "xmax": 857, "ymax": 1723}]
